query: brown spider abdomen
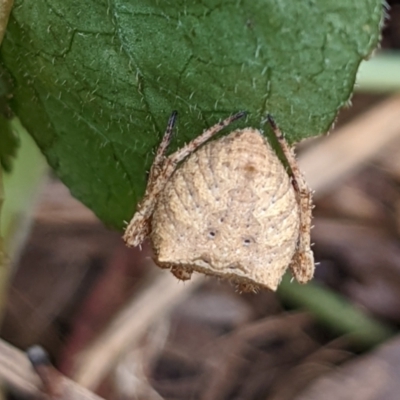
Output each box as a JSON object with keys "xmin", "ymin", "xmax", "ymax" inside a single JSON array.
[{"xmin": 150, "ymin": 128, "xmax": 300, "ymax": 291}]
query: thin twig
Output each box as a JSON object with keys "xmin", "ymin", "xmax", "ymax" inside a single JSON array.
[
  {"xmin": 0, "ymin": 339, "xmax": 105, "ymax": 399},
  {"xmin": 299, "ymin": 95, "xmax": 400, "ymax": 196},
  {"xmin": 72, "ymin": 272, "xmax": 204, "ymax": 389}
]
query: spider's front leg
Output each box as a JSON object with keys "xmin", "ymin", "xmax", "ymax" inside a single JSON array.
[
  {"xmin": 124, "ymin": 110, "xmax": 246, "ymax": 248},
  {"xmin": 266, "ymin": 115, "xmax": 315, "ymax": 283},
  {"xmin": 123, "ymin": 112, "xmax": 177, "ymax": 248}
]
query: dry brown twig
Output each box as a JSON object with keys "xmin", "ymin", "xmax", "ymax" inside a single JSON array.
[
  {"xmin": 199, "ymin": 313, "xmax": 313, "ymax": 400},
  {"xmin": 299, "ymin": 95, "xmax": 400, "ymax": 195},
  {"xmin": 72, "ymin": 271, "xmax": 204, "ymax": 390},
  {"xmin": 0, "ymin": 339, "xmax": 105, "ymax": 399}
]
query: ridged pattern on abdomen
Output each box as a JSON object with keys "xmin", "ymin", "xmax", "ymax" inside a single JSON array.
[{"xmin": 151, "ymin": 128, "xmax": 299, "ymax": 290}]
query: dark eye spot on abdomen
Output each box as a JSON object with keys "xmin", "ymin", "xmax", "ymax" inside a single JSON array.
[{"xmin": 243, "ymin": 236, "xmax": 256, "ymax": 246}]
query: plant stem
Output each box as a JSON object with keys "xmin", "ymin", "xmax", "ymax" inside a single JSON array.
[{"xmin": 278, "ymin": 275, "xmax": 395, "ymax": 349}]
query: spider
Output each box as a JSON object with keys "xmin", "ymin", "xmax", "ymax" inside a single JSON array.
[{"xmin": 123, "ymin": 111, "xmax": 314, "ymax": 292}]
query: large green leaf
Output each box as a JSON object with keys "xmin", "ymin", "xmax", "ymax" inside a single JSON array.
[{"xmin": 0, "ymin": 0, "xmax": 382, "ymax": 229}]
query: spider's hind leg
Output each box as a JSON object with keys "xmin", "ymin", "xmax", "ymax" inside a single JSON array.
[{"xmin": 266, "ymin": 115, "xmax": 315, "ymax": 283}]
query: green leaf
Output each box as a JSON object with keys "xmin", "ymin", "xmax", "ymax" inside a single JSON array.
[{"xmin": 0, "ymin": 0, "xmax": 383, "ymax": 229}]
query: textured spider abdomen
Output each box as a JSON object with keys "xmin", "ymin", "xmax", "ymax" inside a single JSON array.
[{"xmin": 151, "ymin": 128, "xmax": 300, "ymax": 290}]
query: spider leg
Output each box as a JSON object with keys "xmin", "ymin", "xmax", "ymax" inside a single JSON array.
[
  {"xmin": 168, "ymin": 111, "xmax": 246, "ymax": 166},
  {"xmin": 148, "ymin": 111, "xmax": 177, "ymax": 182},
  {"xmin": 155, "ymin": 111, "xmax": 246, "ymax": 186},
  {"xmin": 266, "ymin": 115, "xmax": 314, "ymax": 283},
  {"xmin": 123, "ymin": 111, "xmax": 178, "ymax": 248}
]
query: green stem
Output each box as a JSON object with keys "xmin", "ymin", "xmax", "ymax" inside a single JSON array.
[{"xmin": 278, "ymin": 275, "xmax": 395, "ymax": 349}]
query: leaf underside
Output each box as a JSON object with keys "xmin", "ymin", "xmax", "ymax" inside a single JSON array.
[{"xmin": 0, "ymin": 0, "xmax": 382, "ymax": 229}]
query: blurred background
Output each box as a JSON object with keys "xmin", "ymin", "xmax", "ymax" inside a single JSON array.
[{"xmin": 1, "ymin": 1, "xmax": 400, "ymax": 400}]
